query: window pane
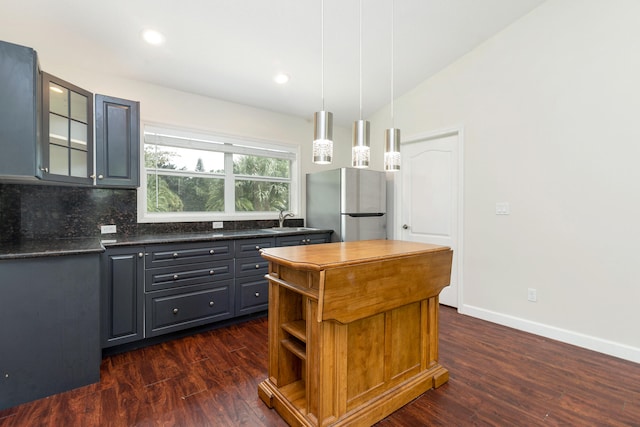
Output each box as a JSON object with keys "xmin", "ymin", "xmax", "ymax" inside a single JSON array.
[
  {"xmin": 70, "ymin": 91, "xmax": 87, "ymax": 123},
  {"xmin": 49, "ymin": 113, "xmax": 69, "ymax": 146},
  {"xmin": 145, "ymin": 144, "xmax": 224, "ymax": 173},
  {"xmin": 50, "ymin": 144, "xmax": 68, "ymax": 175},
  {"xmin": 70, "ymin": 120, "xmax": 88, "ymax": 150},
  {"xmin": 233, "ymin": 154, "xmax": 290, "ymax": 178},
  {"xmin": 235, "ymin": 179, "xmax": 289, "ymax": 212},
  {"xmin": 146, "ymin": 173, "xmax": 224, "ymax": 213},
  {"xmin": 70, "ymin": 149, "xmax": 87, "ymax": 177},
  {"xmin": 49, "ymin": 83, "xmax": 68, "ymax": 116}
]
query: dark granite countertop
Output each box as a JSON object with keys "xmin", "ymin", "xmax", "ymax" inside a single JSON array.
[
  {"xmin": 0, "ymin": 228, "xmax": 333, "ymax": 260},
  {"xmin": 0, "ymin": 238, "xmax": 105, "ymax": 260}
]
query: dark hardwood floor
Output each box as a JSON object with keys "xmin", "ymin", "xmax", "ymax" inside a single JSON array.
[{"xmin": 1, "ymin": 306, "xmax": 639, "ymax": 426}]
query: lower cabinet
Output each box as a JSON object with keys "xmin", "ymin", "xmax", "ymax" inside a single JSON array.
[
  {"xmin": 1, "ymin": 254, "xmax": 101, "ymax": 410},
  {"xmin": 234, "ymin": 237, "xmax": 275, "ymax": 316},
  {"xmin": 101, "ymin": 247, "xmax": 144, "ymax": 348},
  {"xmin": 101, "ymin": 232, "xmax": 332, "ymax": 349},
  {"xmin": 145, "ymin": 281, "xmax": 234, "ymax": 337}
]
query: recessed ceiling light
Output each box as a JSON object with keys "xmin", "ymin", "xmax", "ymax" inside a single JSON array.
[
  {"xmin": 142, "ymin": 29, "xmax": 165, "ymax": 46},
  {"xmin": 274, "ymin": 73, "xmax": 290, "ymax": 85}
]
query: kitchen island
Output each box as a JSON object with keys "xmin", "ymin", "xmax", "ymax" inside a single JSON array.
[{"xmin": 258, "ymin": 240, "xmax": 453, "ymax": 427}]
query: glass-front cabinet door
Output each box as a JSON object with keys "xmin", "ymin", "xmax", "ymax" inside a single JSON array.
[{"xmin": 41, "ymin": 72, "xmax": 93, "ymax": 184}]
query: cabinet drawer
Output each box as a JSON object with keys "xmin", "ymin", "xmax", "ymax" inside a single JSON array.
[
  {"xmin": 145, "ymin": 281, "xmax": 233, "ymax": 337},
  {"xmin": 145, "ymin": 260, "xmax": 233, "ymax": 292},
  {"xmin": 146, "ymin": 241, "xmax": 233, "ymax": 268},
  {"xmin": 276, "ymin": 233, "xmax": 331, "ymax": 247},
  {"xmin": 236, "ymin": 276, "xmax": 269, "ymax": 315},
  {"xmin": 235, "ymin": 237, "xmax": 275, "ymax": 258},
  {"xmin": 235, "ymin": 257, "xmax": 269, "ymax": 278}
]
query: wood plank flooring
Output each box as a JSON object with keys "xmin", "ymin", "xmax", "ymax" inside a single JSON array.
[{"xmin": 1, "ymin": 306, "xmax": 639, "ymax": 426}]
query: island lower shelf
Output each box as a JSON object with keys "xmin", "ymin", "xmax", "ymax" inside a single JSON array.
[{"xmin": 257, "ymin": 239, "xmax": 453, "ymax": 427}]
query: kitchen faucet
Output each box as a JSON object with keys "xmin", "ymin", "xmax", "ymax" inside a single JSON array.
[{"xmin": 278, "ymin": 209, "xmax": 294, "ymax": 228}]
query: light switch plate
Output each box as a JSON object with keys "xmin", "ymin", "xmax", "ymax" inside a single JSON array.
[{"xmin": 101, "ymin": 224, "xmax": 117, "ymax": 234}]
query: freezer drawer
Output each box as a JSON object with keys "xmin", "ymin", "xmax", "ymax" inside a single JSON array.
[{"xmin": 341, "ymin": 214, "xmax": 387, "ymax": 242}]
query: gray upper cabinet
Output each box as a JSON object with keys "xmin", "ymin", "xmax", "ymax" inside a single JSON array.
[
  {"xmin": 41, "ymin": 72, "xmax": 94, "ymax": 185},
  {"xmin": 95, "ymin": 95, "xmax": 140, "ymax": 187},
  {"xmin": 0, "ymin": 39, "xmax": 140, "ymax": 187},
  {"xmin": 0, "ymin": 40, "xmax": 41, "ymax": 180}
]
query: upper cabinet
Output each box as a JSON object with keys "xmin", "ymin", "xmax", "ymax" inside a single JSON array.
[
  {"xmin": 0, "ymin": 41, "xmax": 41, "ymax": 180},
  {"xmin": 41, "ymin": 72, "xmax": 94, "ymax": 185},
  {"xmin": 95, "ymin": 95, "xmax": 140, "ymax": 188},
  {"xmin": 0, "ymin": 39, "xmax": 140, "ymax": 188}
]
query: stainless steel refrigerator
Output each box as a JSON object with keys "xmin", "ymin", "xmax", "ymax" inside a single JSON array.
[{"xmin": 306, "ymin": 168, "xmax": 386, "ymax": 242}]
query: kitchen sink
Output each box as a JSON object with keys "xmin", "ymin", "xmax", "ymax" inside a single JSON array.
[{"xmin": 261, "ymin": 227, "xmax": 317, "ymax": 232}]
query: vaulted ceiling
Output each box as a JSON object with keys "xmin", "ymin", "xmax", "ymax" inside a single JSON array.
[{"xmin": 0, "ymin": 0, "xmax": 545, "ymax": 126}]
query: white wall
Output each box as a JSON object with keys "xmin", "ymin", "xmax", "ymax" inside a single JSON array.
[{"xmin": 369, "ymin": 0, "xmax": 640, "ymax": 362}]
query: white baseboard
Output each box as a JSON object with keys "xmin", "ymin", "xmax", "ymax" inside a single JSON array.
[{"xmin": 458, "ymin": 304, "xmax": 640, "ymax": 364}]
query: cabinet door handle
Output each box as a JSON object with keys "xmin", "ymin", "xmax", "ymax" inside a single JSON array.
[
  {"xmin": 173, "ymin": 274, "xmax": 179, "ymax": 280},
  {"xmin": 209, "ymin": 270, "xmax": 214, "ymax": 275},
  {"xmin": 255, "ymin": 292, "xmax": 260, "ymax": 298},
  {"xmin": 209, "ymin": 301, "xmax": 215, "ymax": 307},
  {"xmin": 255, "ymin": 245, "xmax": 260, "ymax": 250},
  {"xmin": 209, "ymin": 249, "xmax": 215, "ymax": 254},
  {"xmin": 172, "ymin": 253, "xmax": 179, "ymax": 258},
  {"xmin": 138, "ymin": 252, "xmax": 144, "ymax": 258},
  {"xmin": 172, "ymin": 308, "xmax": 179, "ymax": 314},
  {"xmin": 40, "ymin": 167, "xmax": 49, "ymax": 173},
  {"xmin": 255, "ymin": 264, "xmax": 260, "ymax": 269}
]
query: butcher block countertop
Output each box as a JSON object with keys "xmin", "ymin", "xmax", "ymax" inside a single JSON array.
[{"xmin": 259, "ymin": 239, "xmax": 450, "ymax": 270}]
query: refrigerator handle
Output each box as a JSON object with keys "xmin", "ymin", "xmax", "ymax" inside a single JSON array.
[{"xmin": 345, "ymin": 213, "xmax": 385, "ymax": 217}]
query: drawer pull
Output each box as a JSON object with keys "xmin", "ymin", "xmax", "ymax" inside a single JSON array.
[
  {"xmin": 209, "ymin": 249, "xmax": 215, "ymax": 254},
  {"xmin": 255, "ymin": 264, "xmax": 260, "ymax": 269},
  {"xmin": 173, "ymin": 274, "xmax": 179, "ymax": 280},
  {"xmin": 172, "ymin": 308, "xmax": 179, "ymax": 314},
  {"xmin": 172, "ymin": 253, "xmax": 179, "ymax": 258},
  {"xmin": 255, "ymin": 292, "xmax": 260, "ymax": 297},
  {"xmin": 209, "ymin": 301, "xmax": 215, "ymax": 307},
  {"xmin": 306, "ymin": 239, "xmax": 311, "ymax": 243},
  {"xmin": 209, "ymin": 270, "xmax": 215, "ymax": 275},
  {"xmin": 138, "ymin": 252, "xmax": 144, "ymax": 258},
  {"xmin": 255, "ymin": 245, "xmax": 260, "ymax": 250}
]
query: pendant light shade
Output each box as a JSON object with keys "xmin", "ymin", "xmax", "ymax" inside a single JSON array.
[
  {"xmin": 313, "ymin": 0, "xmax": 333, "ymax": 165},
  {"xmin": 313, "ymin": 110, "xmax": 333, "ymax": 164},
  {"xmin": 384, "ymin": 128, "xmax": 401, "ymax": 171},
  {"xmin": 384, "ymin": 0, "xmax": 401, "ymax": 172},
  {"xmin": 352, "ymin": 119, "xmax": 370, "ymax": 168}
]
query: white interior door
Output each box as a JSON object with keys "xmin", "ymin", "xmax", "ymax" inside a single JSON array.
[{"xmin": 400, "ymin": 130, "xmax": 462, "ymax": 308}]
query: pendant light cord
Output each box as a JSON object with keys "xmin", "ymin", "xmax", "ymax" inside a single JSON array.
[
  {"xmin": 321, "ymin": 0, "xmax": 325, "ymax": 111},
  {"xmin": 359, "ymin": 0, "xmax": 363, "ymax": 120},
  {"xmin": 391, "ymin": 0, "xmax": 395, "ymax": 127}
]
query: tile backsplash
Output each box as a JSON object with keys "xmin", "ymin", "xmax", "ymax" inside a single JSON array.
[{"xmin": 0, "ymin": 183, "xmax": 300, "ymax": 243}]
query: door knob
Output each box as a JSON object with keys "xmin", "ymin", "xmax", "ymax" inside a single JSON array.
[{"xmin": 402, "ymin": 224, "xmax": 409, "ymax": 229}]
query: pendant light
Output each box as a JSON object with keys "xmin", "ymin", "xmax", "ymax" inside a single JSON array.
[
  {"xmin": 352, "ymin": 0, "xmax": 370, "ymax": 169},
  {"xmin": 313, "ymin": 0, "xmax": 333, "ymax": 165},
  {"xmin": 384, "ymin": 0, "xmax": 401, "ymax": 171}
]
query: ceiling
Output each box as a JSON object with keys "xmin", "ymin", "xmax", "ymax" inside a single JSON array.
[{"xmin": 1, "ymin": 0, "xmax": 545, "ymax": 127}]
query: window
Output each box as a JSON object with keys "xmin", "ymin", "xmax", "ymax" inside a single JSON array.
[{"xmin": 139, "ymin": 125, "xmax": 299, "ymax": 222}]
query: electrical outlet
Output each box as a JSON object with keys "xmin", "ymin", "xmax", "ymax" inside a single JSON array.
[
  {"xmin": 527, "ymin": 288, "xmax": 537, "ymax": 302},
  {"xmin": 212, "ymin": 221, "xmax": 224, "ymax": 229},
  {"xmin": 101, "ymin": 225, "xmax": 117, "ymax": 234},
  {"xmin": 496, "ymin": 202, "xmax": 510, "ymax": 215}
]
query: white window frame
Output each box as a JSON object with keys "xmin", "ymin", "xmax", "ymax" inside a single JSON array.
[{"xmin": 137, "ymin": 123, "xmax": 300, "ymax": 223}]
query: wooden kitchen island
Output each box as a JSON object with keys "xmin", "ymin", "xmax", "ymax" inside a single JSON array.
[{"xmin": 258, "ymin": 240, "xmax": 453, "ymax": 427}]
